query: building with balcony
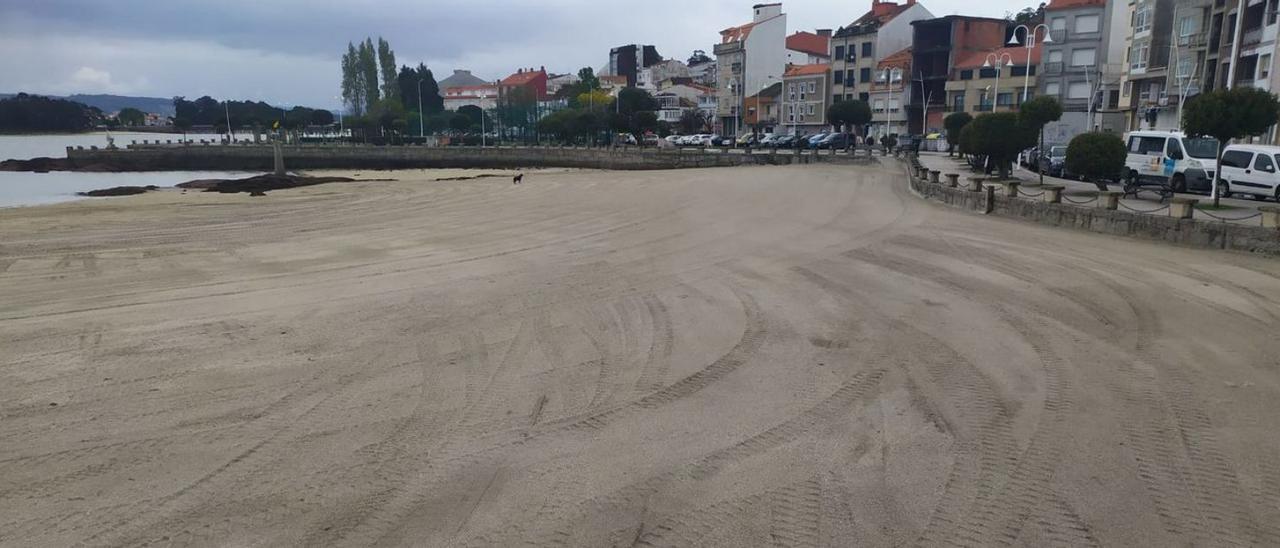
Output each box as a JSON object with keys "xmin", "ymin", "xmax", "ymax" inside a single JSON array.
[
  {"xmin": 637, "ymin": 60, "xmax": 691, "ymax": 91},
  {"xmin": 787, "ymin": 30, "xmax": 832, "ymax": 64},
  {"xmin": 442, "ymin": 84, "xmax": 499, "ymax": 111},
  {"xmin": 1037, "ymin": 0, "xmax": 1129, "ymax": 141},
  {"xmin": 744, "ymin": 82, "xmax": 783, "ymax": 134},
  {"xmin": 1119, "ymin": 0, "xmax": 1176, "ymax": 130},
  {"xmin": 868, "ymin": 47, "xmax": 913, "ymax": 138},
  {"xmin": 831, "ymin": 0, "xmax": 934, "ymax": 110},
  {"xmin": 911, "ymin": 15, "xmax": 1011, "ymax": 134},
  {"xmin": 780, "ymin": 63, "xmax": 831, "ymax": 135},
  {"xmin": 944, "ymin": 44, "xmax": 1042, "ymax": 122},
  {"xmin": 687, "ymin": 50, "xmax": 719, "ymax": 86},
  {"xmin": 714, "ymin": 3, "xmax": 787, "ymax": 136}
]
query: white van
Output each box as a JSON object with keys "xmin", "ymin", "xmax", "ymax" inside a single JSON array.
[
  {"xmin": 1218, "ymin": 144, "xmax": 1280, "ymax": 201},
  {"xmin": 1124, "ymin": 130, "xmax": 1220, "ymax": 193}
]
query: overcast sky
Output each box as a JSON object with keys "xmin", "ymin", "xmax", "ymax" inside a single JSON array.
[{"xmin": 0, "ymin": 0, "xmax": 1029, "ymax": 110}]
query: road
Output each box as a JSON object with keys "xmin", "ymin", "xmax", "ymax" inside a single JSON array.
[{"xmin": 2, "ymin": 163, "xmax": 1279, "ymax": 547}]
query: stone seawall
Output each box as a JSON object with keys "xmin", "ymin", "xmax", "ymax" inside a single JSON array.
[
  {"xmin": 906, "ymin": 162, "xmax": 1280, "ymax": 256},
  {"xmin": 59, "ymin": 145, "xmax": 816, "ymax": 171}
]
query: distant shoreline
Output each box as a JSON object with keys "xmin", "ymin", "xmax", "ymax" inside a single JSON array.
[{"xmin": 1, "ymin": 127, "xmax": 185, "ymax": 136}]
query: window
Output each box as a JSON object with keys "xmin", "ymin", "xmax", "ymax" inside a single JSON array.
[
  {"xmin": 1068, "ymin": 81, "xmax": 1090, "ymax": 99},
  {"xmin": 1123, "ymin": 81, "xmax": 1132, "ymax": 96},
  {"xmin": 1048, "ymin": 50, "xmax": 1064, "ymax": 64},
  {"xmin": 952, "ymin": 92, "xmax": 965, "ymax": 110},
  {"xmin": 808, "ymin": 82, "xmax": 816, "ymax": 94},
  {"xmin": 807, "ymin": 104, "xmax": 815, "ymax": 115},
  {"xmin": 858, "ymin": 92, "xmax": 870, "ymax": 102},
  {"xmin": 1166, "ymin": 138, "xmax": 1184, "ymax": 159},
  {"xmin": 997, "ymin": 93, "xmax": 1013, "ymax": 106},
  {"xmin": 1011, "ymin": 65, "xmax": 1029, "ymax": 77},
  {"xmin": 1177, "ymin": 58, "xmax": 1192, "ymax": 78},
  {"xmin": 1178, "ymin": 16, "xmax": 1197, "ymax": 37},
  {"xmin": 833, "ymin": 71, "xmax": 843, "ymax": 84},
  {"xmin": 889, "ymin": 99, "xmax": 900, "ymax": 112},
  {"xmin": 874, "ymin": 98, "xmax": 885, "ymax": 112},
  {"xmin": 1255, "ymin": 154, "xmax": 1275, "ymax": 172},
  {"xmin": 834, "ymin": 45, "xmax": 845, "ymax": 60},
  {"xmin": 1129, "ymin": 136, "xmax": 1166, "ymax": 154},
  {"xmin": 833, "ymin": 94, "xmax": 843, "ymax": 103},
  {"xmin": 1071, "ymin": 48, "xmax": 1097, "ymax": 66},
  {"xmin": 1051, "ymin": 17, "xmax": 1066, "ymax": 30},
  {"xmin": 1075, "ymin": 14, "xmax": 1100, "ymax": 33},
  {"xmin": 846, "ymin": 70, "xmax": 856, "ymax": 84},
  {"xmin": 1220, "ymin": 150, "xmax": 1253, "ymax": 168},
  {"xmin": 1045, "ymin": 82, "xmax": 1061, "ymax": 95},
  {"xmin": 1260, "ymin": 54, "xmax": 1272, "ymax": 79},
  {"xmin": 1134, "ymin": 6, "xmax": 1151, "ymax": 33},
  {"xmin": 960, "ymin": 69, "xmax": 973, "ymax": 80},
  {"xmin": 862, "ymin": 42, "xmax": 873, "ymax": 57},
  {"xmin": 860, "ymin": 68, "xmax": 872, "ymax": 82},
  {"xmin": 1130, "ymin": 41, "xmax": 1149, "ymax": 70},
  {"xmin": 979, "ymin": 67, "xmax": 998, "ymax": 78}
]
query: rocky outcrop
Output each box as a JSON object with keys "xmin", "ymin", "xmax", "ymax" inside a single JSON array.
[{"xmin": 176, "ymin": 174, "xmax": 354, "ymax": 195}]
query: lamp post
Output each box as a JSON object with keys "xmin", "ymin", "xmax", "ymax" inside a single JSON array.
[
  {"xmin": 417, "ymin": 77, "xmax": 425, "ymax": 137},
  {"xmin": 224, "ymin": 100, "xmax": 233, "ymax": 142},
  {"xmin": 1008, "ymin": 23, "xmax": 1053, "ymax": 103},
  {"xmin": 983, "ymin": 52, "xmax": 1015, "ymax": 112}
]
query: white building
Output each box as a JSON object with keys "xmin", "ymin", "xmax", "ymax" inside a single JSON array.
[
  {"xmin": 442, "ymin": 84, "xmax": 499, "ymax": 111},
  {"xmin": 714, "ymin": 2, "xmax": 788, "ymax": 136},
  {"xmin": 638, "ymin": 60, "xmax": 692, "ymax": 91},
  {"xmin": 786, "ymin": 30, "xmax": 832, "ymax": 65}
]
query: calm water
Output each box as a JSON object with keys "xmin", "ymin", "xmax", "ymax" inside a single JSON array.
[{"xmin": 0, "ymin": 133, "xmax": 245, "ymax": 208}]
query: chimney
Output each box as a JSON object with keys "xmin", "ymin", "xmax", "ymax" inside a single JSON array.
[
  {"xmin": 540, "ymin": 65, "xmax": 545, "ymax": 72},
  {"xmin": 817, "ymin": 29, "xmax": 832, "ymax": 37}
]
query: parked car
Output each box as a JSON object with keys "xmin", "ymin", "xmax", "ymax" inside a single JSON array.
[
  {"xmin": 642, "ymin": 134, "xmax": 659, "ymax": 147},
  {"xmin": 757, "ymin": 134, "xmax": 779, "ymax": 147},
  {"xmin": 805, "ymin": 132, "xmax": 831, "ymax": 149},
  {"xmin": 1039, "ymin": 145, "xmax": 1068, "ymax": 177},
  {"xmin": 770, "ymin": 134, "xmax": 799, "ymax": 148},
  {"xmin": 1123, "ymin": 130, "xmax": 1220, "ymax": 194},
  {"xmin": 816, "ymin": 133, "xmax": 854, "ymax": 149},
  {"xmin": 664, "ymin": 135, "xmax": 683, "ymax": 145},
  {"xmin": 615, "ymin": 133, "xmax": 637, "ymax": 146},
  {"xmin": 736, "ymin": 133, "xmax": 760, "ymax": 147},
  {"xmin": 1217, "ymin": 144, "xmax": 1280, "ymax": 200}
]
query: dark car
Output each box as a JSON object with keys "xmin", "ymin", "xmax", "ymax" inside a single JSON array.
[
  {"xmin": 770, "ymin": 134, "xmax": 798, "ymax": 148},
  {"xmin": 1039, "ymin": 145, "xmax": 1067, "ymax": 177},
  {"xmin": 804, "ymin": 132, "xmax": 831, "ymax": 149},
  {"xmin": 816, "ymin": 133, "xmax": 854, "ymax": 149}
]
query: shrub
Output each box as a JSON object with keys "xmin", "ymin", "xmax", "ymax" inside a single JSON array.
[
  {"xmin": 961, "ymin": 112, "xmax": 1033, "ymax": 178},
  {"xmin": 1066, "ymin": 132, "xmax": 1125, "ymax": 189}
]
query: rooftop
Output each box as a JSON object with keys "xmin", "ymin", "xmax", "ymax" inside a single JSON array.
[
  {"xmin": 784, "ymin": 63, "xmax": 832, "ymax": 77},
  {"xmin": 787, "ymin": 31, "xmax": 831, "ymax": 58},
  {"xmin": 877, "ymin": 47, "xmax": 913, "ymax": 70},
  {"xmin": 1046, "ymin": 0, "xmax": 1106, "ymax": 10},
  {"xmin": 501, "ymin": 68, "xmax": 547, "ymax": 86}
]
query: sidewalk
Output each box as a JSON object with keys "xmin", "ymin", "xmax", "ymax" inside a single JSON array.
[{"xmin": 916, "ymin": 152, "xmax": 1270, "ymax": 226}]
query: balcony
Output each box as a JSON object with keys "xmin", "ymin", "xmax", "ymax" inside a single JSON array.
[
  {"xmin": 1044, "ymin": 62, "xmax": 1064, "ymax": 75},
  {"xmin": 1243, "ymin": 27, "xmax": 1263, "ymax": 45},
  {"xmin": 1176, "ymin": 33, "xmax": 1207, "ymax": 48}
]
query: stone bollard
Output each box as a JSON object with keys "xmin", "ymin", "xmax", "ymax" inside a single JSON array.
[
  {"xmin": 1001, "ymin": 181, "xmax": 1020, "ymax": 197},
  {"xmin": 945, "ymin": 173, "xmax": 959, "ymax": 187},
  {"xmin": 1259, "ymin": 206, "xmax": 1280, "ymax": 228},
  {"xmin": 90, "ymin": 145, "xmax": 98, "ymax": 150},
  {"xmin": 967, "ymin": 177, "xmax": 985, "ymax": 192},
  {"xmin": 929, "ymin": 170, "xmax": 940, "ymax": 184},
  {"xmin": 65, "ymin": 146, "xmax": 73, "ymax": 155},
  {"xmin": 1042, "ymin": 185, "xmax": 1065, "ymax": 204},
  {"xmin": 1170, "ymin": 197, "xmax": 1198, "ymax": 219},
  {"xmin": 1098, "ymin": 191, "xmax": 1121, "ymax": 210}
]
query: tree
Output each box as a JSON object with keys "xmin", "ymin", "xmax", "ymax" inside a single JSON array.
[
  {"xmin": 961, "ymin": 112, "xmax": 1034, "ymax": 179},
  {"xmin": 574, "ymin": 90, "xmax": 613, "ymax": 109},
  {"xmin": 173, "ymin": 116, "xmax": 192, "ymax": 139},
  {"xmin": 360, "ymin": 39, "xmax": 380, "ymax": 112},
  {"xmin": 678, "ymin": 109, "xmax": 709, "ymax": 134},
  {"xmin": 943, "ymin": 111, "xmax": 973, "ymax": 157},
  {"xmin": 341, "ymin": 43, "xmax": 365, "ymax": 116},
  {"xmin": 1183, "ymin": 86, "xmax": 1280, "ymax": 205},
  {"xmin": 1019, "ymin": 96, "xmax": 1063, "ymax": 183},
  {"xmin": 1008, "ymin": 3, "xmax": 1046, "ymax": 25},
  {"xmin": 311, "ymin": 109, "xmax": 335, "ymax": 126},
  {"xmin": 577, "ymin": 67, "xmax": 600, "ymax": 93},
  {"xmin": 1066, "ymin": 132, "xmax": 1125, "ymax": 190},
  {"xmin": 0, "ymin": 94, "xmax": 100, "ymax": 133},
  {"xmin": 449, "ymin": 113, "xmax": 472, "ymax": 133},
  {"xmin": 418, "ymin": 64, "xmax": 443, "ymax": 113},
  {"xmin": 826, "ymin": 100, "xmax": 872, "ymax": 134},
  {"xmin": 117, "ymin": 107, "xmax": 146, "ymax": 127},
  {"xmin": 377, "ymin": 37, "xmax": 398, "ymax": 102}
]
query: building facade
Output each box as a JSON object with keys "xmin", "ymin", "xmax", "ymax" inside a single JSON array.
[
  {"xmin": 442, "ymin": 84, "xmax": 499, "ymax": 111},
  {"xmin": 831, "ymin": 0, "xmax": 934, "ymax": 107},
  {"xmin": 714, "ymin": 3, "xmax": 787, "ymax": 137},
  {"xmin": 944, "ymin": 44, "xmax": 1042, "ymax": 122},
  {"xmin": 869, "ymin": 47, "xmax": 913, "ymax": 137},
  {"xmin": 1038, "ymin": 0, "xmax": 1128, "ymax": 141},
  {"xmin": 609, "ymin": 44, "xmax": 663, "ymax": 87},
  {"xmin": 637, "ymin": 59, "xmax": 691, "ymax": 91},
  {"xmin": 911, "ymin": 15, "xmax": 1011, "ymax": 133},
  {"xmin": 781, "ymin": 64, "xmax": 831, "ymax": 135},
  {"xmin": 437, "ymin": 69, "xmax": 489, "ymax": 97},
  {"xmin": 744, "ymin": 82, "xmax": 782, "ymax": 133}
]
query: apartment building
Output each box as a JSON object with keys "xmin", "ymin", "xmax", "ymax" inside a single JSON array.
[
  {"xmin": 912, "ymin": 16, "xmax": 1011, "ymax": 133},
  {"xmin": 714, "ymin": 3, "xmax": 787, "ymax": 136},
  {"xmin": 781, "ymin": 64, "xmax": 832, "ymax": 135},
  {"xmin": 608, "ymin": 44, "xmax": 662, "ymax": 87},
  {"xmin": 831, "ymin": 0, "xmax": 934, "ymax": 107},
  {"xmin": 868, "ymin": 47, "xmax": 913, "ymax": 137},
  {"xmin": 1037, "ymin": 0, "xmax": 1129, "ymax": 140},
  {"xmin": 787, "ymin": 30, "xmax": 832, "ymax": 64},
  {"xmin": 744, "ymin": 82, "xmax": 783, "ymax": 134},
  {"xmin": 1120, "ymin": 0, "xmax": 1176, "ymax": 129},
  {"xmin": 944, "ymin": 44, "xmax": 1042, "ymax": 120}
]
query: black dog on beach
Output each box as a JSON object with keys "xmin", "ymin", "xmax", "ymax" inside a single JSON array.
[{"xmin": 513, "ymin": 173, "xmax": 524, "ymax": 185}]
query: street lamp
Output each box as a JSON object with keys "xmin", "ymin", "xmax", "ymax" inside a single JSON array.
[
  {"xmin": 983, "ymin": 52, "xmax": 1016, "ymax": 112},
  {"xmin": 762, "ymin": 75, "xmax": 780, "ymax": 135},
  {"xmin": 1008, "ymin": 24, "xmax": 1053, "ymax": 103},
  {"xmin": 224, "ymin": 100, "xmax": 233, "ymax": 143},
  {"xmin": 332, "ymin": 96, "xmax": 344, "ymax": 141},
  {"xmin": 417, "ymin": 77, "xmax": 426, "ymax": 137}
]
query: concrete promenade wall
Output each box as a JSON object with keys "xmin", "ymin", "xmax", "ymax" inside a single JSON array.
[
  {"xmin": 62, "ymin": 144, "xmax": 825, "ymax": 171},
  {"xmin": 905, "ymin": 161, "xmax": 1280, "ymax": 256}
]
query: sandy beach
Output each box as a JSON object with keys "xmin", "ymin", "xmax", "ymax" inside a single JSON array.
[{"xmin": 2, "ymin": 162, "xmax": 1279, "ymax": 546}]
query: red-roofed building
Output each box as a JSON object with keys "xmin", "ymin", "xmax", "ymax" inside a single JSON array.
[
  {"xmin": 781, "ymin": 63, "xmax": 833, "ymax": 134},
  {"xmin": 830, "ymin": 0, "xmax": 934, "ymax": 123},
  {"xmin": 713, "ymin": 3, "xmax": 787, "ymax": 136},
  {"xmin": 787, "ymin": 30, "xmax": 831, "ymax": 64},
  {"xmin": 911, "ymin": 15, "xmax": 1011, "ymax": 133},
  {"xmin": 945, "ymin": 42, "xmax": 1043, "ymax": 118},
  {"xmin": 500, "ymin": 67, "xmax": 548, "ymax": 101}
]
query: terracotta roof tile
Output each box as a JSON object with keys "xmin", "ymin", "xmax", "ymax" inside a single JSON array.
[
  {"xmin": 876, "ymin": 47, "xmax": 913, "ymax": 70},
  {"xmin": 786, "ymin": 32, "xmax": 830, "ymax": 58},
  {"xmin": 784, "ymin": 63, "xmax": 831, "ymax": 77},
  {"xmin": 953, "ymin": 44, "xmax": 1043, "ymax": 70},
  {"xmin": 1046, "ymin": 0, "xmax": 1105, "ymax": 10},
  {"xmin": 501, "ymin": 69, "xmax": 546, "ymax": 86}
]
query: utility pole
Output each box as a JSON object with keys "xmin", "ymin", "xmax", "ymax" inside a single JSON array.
[
  {"xmin": 224, "ymin": 100, "xmax": 233, "ymax": 142},
  {"xmin": 417, "ymin": 77, "xmax": 425, "ymax": 137}
]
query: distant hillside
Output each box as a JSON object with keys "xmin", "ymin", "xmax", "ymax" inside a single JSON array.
[{"xmin": 0, "ymin": 93, "xmax": 174, "ymax": 116}]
